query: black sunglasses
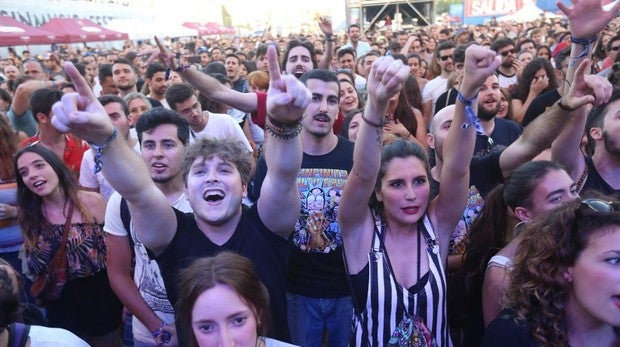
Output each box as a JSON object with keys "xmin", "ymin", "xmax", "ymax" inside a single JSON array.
[
  {"xmin": 579, "ymin": 199, "xmax": 620, "ymax": 213},
  {"xmin": 500, "ymin": 49, "xmax": 515, "ymax": 56},
  {"xmin": 439, "ymin": 55, "xmax": 452, "ymax": 61}
]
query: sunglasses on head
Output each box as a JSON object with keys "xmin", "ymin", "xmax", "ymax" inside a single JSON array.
[
  {"xmin": 27, "ymin": 140, "xmax": 41, "ymax": 148},
  {"xmin": 500, "ymin": 49, "xmax": 515, "ymax": 56},
  {"xmin": 439, "ymin": 55, "xmax": 452, "ymax": 61},
  {"xmin": 578, "ymin": 199, "xmax": 620, "ymax": 213}
]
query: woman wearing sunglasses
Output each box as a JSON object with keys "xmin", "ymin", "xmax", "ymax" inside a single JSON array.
[
  {"xmin": 481, "ymin": 197, "xmax": 620, "ymax": 346},
  {"xmin": 14, "ymin": 144, "xmax": 122, "ymax": 346}
]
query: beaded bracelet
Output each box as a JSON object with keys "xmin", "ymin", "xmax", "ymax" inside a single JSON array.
[
  {"xmin": 165, "ymin": 64, "xmax": 192, "ymax": 80},
  {"xmin": 88, "ymin": 127, "xmax": 118, "ymax": 174},
  {"xmin": 456, "ymin": 92, "xmax": 484, "ymax": 135},
  {"xmin": 361, "ymin": 113, "xmax": 386, "ymax": 128},
  {"xmin": 265, "ymin": 116, "xmax": 303, "ymax": 140},
  {"xmin": 570, "ymin": 35, "xmax": 597, "ymax": 59}
]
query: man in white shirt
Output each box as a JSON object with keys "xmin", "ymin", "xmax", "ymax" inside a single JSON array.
[
  {"xmin": 341, "ymin": 24, "xmax": 372, "ymax": 58},
  {"xmin": 422, "ymin": 41, "xmax": 455, "ymax": 120},
  {"xmin": 491, "ymin": 37, "xmax": 519, "ymax": 90},
  {"xmin": 164, "ymin": 83, "xmax": 252, "ymax": 152},
  {"xmin": 105, "ymin": 108, "xmax": 192, "ymax": 346}
]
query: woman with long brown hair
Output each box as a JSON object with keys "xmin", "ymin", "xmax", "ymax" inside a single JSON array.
[
  {"xmin": 383, "ymin": 75, "xmax": 427, "ymax": 147},
  {"xmin": 0, "ymin": 115, "xmax": 22, "ymax": 275},
  {"xmin": 511, "ymin": 58, "xmax": 558, "ymax": 123},
  {"xmin": 14, "ymin": 144, "xmax": 122, "ymax": 347}
]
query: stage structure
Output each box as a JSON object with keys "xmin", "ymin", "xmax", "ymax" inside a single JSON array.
[{"xmin": 345, "ymin": 0, "xmax": 435, "ymax": 32}]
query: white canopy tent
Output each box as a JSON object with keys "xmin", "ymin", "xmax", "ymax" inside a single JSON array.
[
  {"xmin": 105, "ymin": 19, "xmax": 196, "ymax": 40},
  {"xmin": 496, "ymin": 2, "xmax": 545, "ymax": 22}
]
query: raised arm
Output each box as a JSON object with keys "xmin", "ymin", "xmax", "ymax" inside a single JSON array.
[
  {"xmin": 13, "ymin": 80, "xmax": 62, "ymax": 116},
  {"xmin": 400, "ymin": 34, "xmax": 416, "ymax": 55},
  {"xmin": 339, "ymin": 57, "xmax": 410, "ymax": 263},
  {"xmin": 143, "ymin": 37, "xmax": 259, "ymax": 114},
  {"xmin": 317, "ymin": 17, "xmax": 334, "ymax": 70},
  {"xmin": 550, "ymin": 61, "xmax": 613, "ymax": 181},
  {"xmin": 256, "ymin": 45, "xmax": 309, "ymax": 238},
  {"xmin": 50, "ymin": 62, "xmax": 176, "ymax": 256},
  {"xmin": 431, "ymin": 46, "xmax": 500, "ymax": 259},
  {"xmin": 557, "ymin": 0, "xmax": 620, "ymax": 88},
  {"xmin": 501, "ymin": 59, "xmax": 611, "ymax": 177},
  {"xmin": 550, "ymin": 0, "xmax": 619, "ymax": 179}
]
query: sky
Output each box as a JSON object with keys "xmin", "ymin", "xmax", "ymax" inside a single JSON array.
[{"xmin": 161, "ymin": 0, "xmax": 347, "ymax": 35}]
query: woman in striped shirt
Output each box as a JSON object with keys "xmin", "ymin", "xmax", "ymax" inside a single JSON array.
[{"xmin": 339, "ymin": 46, "xmax": 500, "ymax": 346}]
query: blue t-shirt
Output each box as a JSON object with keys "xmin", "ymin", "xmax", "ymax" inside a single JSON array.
[{"xmin": 7, "ymin": 107, "xmax": 37, "ymax": 136}]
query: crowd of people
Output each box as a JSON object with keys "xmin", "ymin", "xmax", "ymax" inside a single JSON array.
[{"xmin": 0, "ymin": 0, "xmax": 620, "ymax": 346}]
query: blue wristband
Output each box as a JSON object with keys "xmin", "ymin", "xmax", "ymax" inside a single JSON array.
[
  {"xmin": 456, "ymin": 92, "xmax": 484, "ymax": 135},
  {"xmin": 570, "ymin": 35, "xmax": 597, "ymax": 59},
  {"xmin": 88, "ymin": 127, "xmax": 118, "ymax": 174}
]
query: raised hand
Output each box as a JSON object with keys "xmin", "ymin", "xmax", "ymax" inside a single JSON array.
[
  {"xmin": 366, "ymin": 56, "xmax": 411, "ymax": 106},
  {"xmin": 529, "ymin": 75, "xmax": 549, "ymax": 96},
  {"xmin": 51, "ymin": 62, "xmax": 114, "ymax": 145},
  {"xmin": 460, "ymin": 45, "xmax": 501, "ymax": 99},
  {"xmin": 266, "ymin": 44, "xmax": 312, "ymax": 123},
  {"xmin": 140, "ymin": 36, "xmax": 177, "ymax": 69},
  {"xmin": 512, "ymin": 59, "xmax": 524, "ymax": 78},
  {"xmin": 561, "ymin": 59, "xmax": 613, "ymax": 110},
  {"xmin": 318, "ymin": 17, "xmax": 333, "ymax": 37},
  {"xmin": 557, "ymin": 0, "xmax": 620, "ymax": 39}
]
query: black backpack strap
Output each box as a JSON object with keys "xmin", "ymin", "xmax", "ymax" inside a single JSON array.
[
  {"xmin": 120, "ymin": 197, "xmax": 134, "ymax": 251},
  {"xmin": 7, "ymin": 323, "xmax": 30, "ymax": 347},
  {"xmin": 120, "ymin": 198, "xmax": 136, "ymax": 271}
]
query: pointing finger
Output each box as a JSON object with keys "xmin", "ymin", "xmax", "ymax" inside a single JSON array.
[
  {"xmin": 572, "ymin": 59, "xmax": 590, "ymax": 86},
  {"xmin": 267, "ymin": 44, "xmax": 282, "ymax": 83},
  {"xmin": 64, "ymin": 62, "xmax": 95, "ymax": 101},
  {"xmin": 154, "ymin": 36, "xmax": 167, "ymax": 55}
]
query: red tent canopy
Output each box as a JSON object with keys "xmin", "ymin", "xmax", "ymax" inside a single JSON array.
[
  {"xmin": 205, "ymin": 22, "xmax": 235, "ymax": 35},
  {"xmin": 0, "ymin": 16, "xmax": 56, "ymax": 46},
  {"xmin": 42, "ymin": 18, "xmax": 128, "ymax": 43},
  {"xmin": 182, "ymin": 22, "xmax": 216, "ymax": 36}
]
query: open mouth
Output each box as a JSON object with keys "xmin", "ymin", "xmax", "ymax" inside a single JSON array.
[
  {"xmin": 292, "ymin": 68, "xmax": 306, "ymax": 79},
  {"xmin": 203, "ymin": 189, "xmax": 225, "ymax": 202},
  {"xmin": 402, "ymin": 206, "xmax": 419, "ymax": 214},
  {"xmin": 33, "ymin": 181, "xmax": 45, "ymax": 189},
  {"xmin": 483, "ymin": 99, "xmax": 498, "ymax": 107}
]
